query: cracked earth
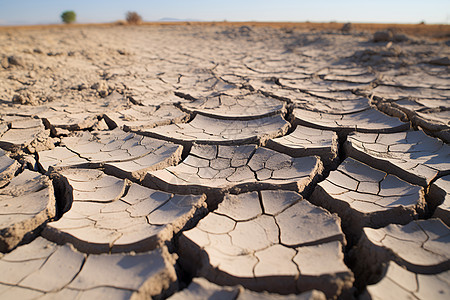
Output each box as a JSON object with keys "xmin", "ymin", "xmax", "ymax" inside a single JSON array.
[{"xmin": 0, "ymin": 23, "xmax": 449, "ymax": 299}]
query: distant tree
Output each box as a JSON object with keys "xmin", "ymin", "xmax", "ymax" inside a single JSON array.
[
  {"xmin": 126, "ymin": 11, "xmax": 142, "ymax": 24},
  {"xmin": 61, "ymin": 11, "xmax": 76, "ymax": 24}
]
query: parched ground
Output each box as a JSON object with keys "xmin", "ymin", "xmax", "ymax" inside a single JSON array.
[{"xmin": 0, "ymin": 22, "xmax": 449, "ymax": 299}]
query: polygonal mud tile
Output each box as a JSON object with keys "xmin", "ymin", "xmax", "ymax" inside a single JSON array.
[
  {"xmin": 372, "ymin": 97, "xmax": 450, "ymax": 143},
  {"xmin": 247, "ymin": 78, "xmax": 291, "ymax": 95},
  {"xmin": 379, "ymin": 71, "xmax": 449, "ymax": 89},
  {"xmin": 266, "ymin": 125, "xmax": 338, "ymax": 167},
  {"xmin": 33, "ymin": 92, "xmax": 129, "ymax": 133},
  {"xmin": 345, "ymin": 130, "xmax": 450, "ymax": 187},
  {"xmin": 374, "ymin": 98, "xmax": 448, "ymax": 115},
  {"xmin": 292, "ymin": 93, "xmax": 370, "ymax": 115},
  {"xmin": 168, "ymin": 277, "xmax": 240, "ymax": 300},
  {"xmin": 141, "ymin": 114, "xmax": 290, "ymax": 147},
  {"xmin": 323, "ymin": 73, "xmax": 377, "ymax": 84},
  {"xmin": 413, "ymin": 112, "xmax": 450, "ymax": 145},
  {"xmin": 168, "ymin": 277, "xmax": 327, "ymax": 300},
  {"xmin": 38, "ymin": 146, "xmax": 89, "ymax": 172},
  {"xmin": 293, "ymin": 108, "xmax": 409, "ymax": 135},
  {"xmin": 361, "ymin": 261, "xmax": 450, "ymax": 300},
  {"xmin": 103, "ymin": 103, "xmax": 189, "ymax": 132},
  {"xmin": 84, "ymin": 90, "xmax": 130, "ymax": 111},
  {"xmin": 175, "ymin": 87, "xmax": 249, "ymax": 101},
  {"xmin": 55, "ymin": 168, "xmax": 127, "ymax": 203},
  {"xmin": 38, "ymin": 128, "xmax": 183, "ymax": 181},
  {"xmin": 310, "ymin": 157, "xmax": 426, "ymax": 241},
  {"xmin": 0, "ymin": 106, "xmax": 49, "ymax": 120},
  {"xmin": 144, "ymin": 144, "xmax": 323, "ymax": 203},
  {"xmin": 279, "ymin": 78, "xmax": 370, "ymax": 92},
  {"xmin": 353, "ymin": 219, "xmax": 450, "ymax": 285},
  {"xmin": 0, "ymin": 237, "xmax": 177, "ymax": 299},
  {"xmin": 308, "ymin": 90, "xmax": 367, "ymax": 100},
  {"xmin": 370, "ymin": 85, "xmax": 449, "ymax": 101},
  {"xmin": 127, "ymin": 89, "xmax": 185, "ymax": 107},
  {"xmin": 176, "ymin": 73, "xmax": 236, "ymax": 93},
  {"xmin": 236, "ymin": 58, "xmax": 308, "ymax": 77},
  {"xmin": 39, "ymin": 109, "xmax": 99, "ymax": 132},
  {"xmin": 0, "ymin": 117, "xmax": 52, "ymax": 152},
  {"xmin": 430, "ymin": 175, "xmax": 450, "ymax": 226},
  {"xmin": 414, "ymin": 99, "xmax": 450, "ymax": 110},
  {"xmin": 0, "ymin": 170, "xmax": 56, "ymax": 252},
  {"xmin": 0, "ymin": 148, "xmax": 20, "ymax": 188},
  {"xmin": 415, "ymin": 109, "xmax": 450, "ymax": 128},
  {"xmin": 43, "ymin": 169, "xmax": 207, "ymax": 253},
  {"xmin": 316, "ymin": 66, "xmax": 370, "ymax": 76},
  {"xmin": 120, "ymin": 76, "xmax": 175, "ymax": 104},
  {"xmin": 180, "ymin": 92, "xmax": 287, "ymax": 119},
  {"xmin": 178, "ymin": 190, "xmax": 353, "ymax": 298}
]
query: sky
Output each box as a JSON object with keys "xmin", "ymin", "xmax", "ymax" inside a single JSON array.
[{"xmin": 0, "ymin": 0, "xmax": 449, "ymax": 26}]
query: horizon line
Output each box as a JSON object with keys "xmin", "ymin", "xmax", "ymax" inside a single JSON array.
[{"xmin": 2, "ymin": 20, "xmax": 450, "ymax": 27}]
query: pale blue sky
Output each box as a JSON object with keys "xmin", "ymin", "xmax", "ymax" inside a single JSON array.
[{"xmin": 0, "ymin": 0, "xmax": 449, "ymax": 25}]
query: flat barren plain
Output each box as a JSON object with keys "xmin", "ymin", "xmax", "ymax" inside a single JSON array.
[{"xmin": 0, "ymin": 22, "xmax": 449, "ymax": 299}]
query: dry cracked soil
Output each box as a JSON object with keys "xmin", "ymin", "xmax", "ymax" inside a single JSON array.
[{"xmin": 0, "ymin": 22, "xmax": 449, "ymax": 299}]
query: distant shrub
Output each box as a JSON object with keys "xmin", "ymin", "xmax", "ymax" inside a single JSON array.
[
  {"xmin": 126, "ymin": 11, "xmax": 142, "ymax": 24},
  {"xmin": 341, "ymin": 23, "xmax": 352, "ymax": 33},
  {"xmin": 114, "ymin": 20, "xmax": 127, "ymax": 26},
  {"xmin": 61, "ymin": 11, "xmax": 76, "ymax": 24}
]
